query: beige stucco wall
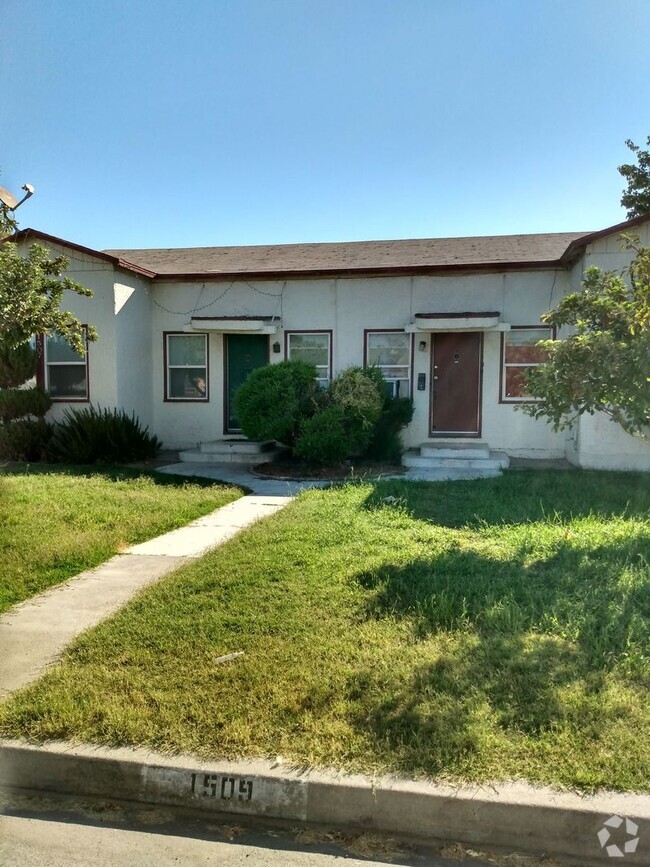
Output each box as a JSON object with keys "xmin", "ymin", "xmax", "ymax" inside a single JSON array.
[
  {"xmin": 16, "ymin": 239, "xmax": 152, "ymax": 430},
  {"xmin": 18, "ymin": 227, "xmax": 648, "ymax": 470},
  {"xmin": 151, "ymin": 268, "xmax": 573, "ymax": 454}
]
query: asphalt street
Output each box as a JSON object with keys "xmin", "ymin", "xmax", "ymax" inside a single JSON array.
[{"xmin": 0, "ymin": 791, "xmax": 501, "ymax": 867}]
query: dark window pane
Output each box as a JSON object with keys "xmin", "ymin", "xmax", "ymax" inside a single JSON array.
[
  {"xmin": 48, "ymin": 365, "xmax": 87, "ymax": 398},
  {"xmin": 169, "ymin": 367, "xmax": 207, "ymax": 398},
  {"xmin": 504, "ymin": 366, "xmax": 531, "ymax": 398}
]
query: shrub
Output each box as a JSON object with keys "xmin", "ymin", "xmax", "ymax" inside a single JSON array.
[
  {"xmin": 0, "ymin": 418, "xmax": 54, "ymax": 461},
  {"xmin": 329, "ymin": 366, "xmax": 384, "ymax": 454},
  {"xmin": 0, "ymin": 340, "xmax": 37, "ymax": 389},
  {"xmin": 233, "ymin": 360, "xmax": 321, "ymax": 446},
  {"xmin": 294, "ymin": 403, "xmax": 350, "ymax": 465},
  {"xmin": 0, "ymin": 386, "xmax": 52, "ymax": 422},
  {"xmin": 47, "ymin": 406, "xmax": 161, "ymax": 464},
  {"xmin": 364, "ymin": 396, "xmax": 415, "ymax": 461}
]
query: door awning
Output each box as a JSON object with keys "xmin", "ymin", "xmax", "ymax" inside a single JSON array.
[
  {"xmin": 406, "ymin": 312, "xmax": 510, "ymax": 332},
  {"xmin": 185, "ymin": 316, "xmax": 280, "ymax": 334}
]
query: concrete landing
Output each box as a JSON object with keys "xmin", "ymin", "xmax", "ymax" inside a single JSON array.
[{"xmin": 0, "ymin": 494, "xmax": 292, "ymax": 700}]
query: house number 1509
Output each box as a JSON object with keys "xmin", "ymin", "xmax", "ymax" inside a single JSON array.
[{"xmin": 190, "ymin": 772, "xmax": 254, "ymax": 801}]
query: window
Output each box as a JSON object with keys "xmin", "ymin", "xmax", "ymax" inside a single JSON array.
[
  {"xmin": 365, "ymin": 331, "xmax": 411, "ymax": 398},
  {"xmin": 286, "ymin": 332, "xmax": 331, "ymax": 388},
  {"xmin": 165, "ymin": 333, "xmax": 208, "ymax": 400},
  {"xmin": 501, "ymin": 326, "xmax": 553, "ymax": 401},
  {"xmin": 43, "ymin": 331, "xmax": 89, "ymax": 400}
]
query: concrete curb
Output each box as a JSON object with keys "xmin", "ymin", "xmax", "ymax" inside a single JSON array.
[{"xmin": 0, "ymin": 740, "xmax": 647, "ymax": 865}]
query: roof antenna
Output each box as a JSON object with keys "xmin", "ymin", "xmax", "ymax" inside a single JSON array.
[{"xmin": 0, "ymin": 183, "xmax": 35, "ymax": 211}]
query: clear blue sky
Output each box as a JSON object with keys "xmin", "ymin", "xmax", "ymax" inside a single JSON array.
[{"xmin": 3, "ymin": 0, "xmax": 649, "ymax": 250}]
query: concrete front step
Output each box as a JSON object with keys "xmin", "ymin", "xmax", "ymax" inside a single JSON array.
[
  {"xmin": 199, "ymin": 439, "xmax": 276, "ymax": 455},
  {"xmin": 419, "ymin": 441, "xmax": 490, "ymax": 459},
  {"xmin": 178, "ymin": 447, "xmax": 284, "ymax": 464},
  {"xmin": 402, "ymin": 449, "xmax": 509, "ymax": 470}
]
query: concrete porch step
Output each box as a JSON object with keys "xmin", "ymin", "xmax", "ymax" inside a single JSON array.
[
  {"xmin": 178, "ymin": 441, "xmax": 285, "ymax": 464},
  {"xmin": 419, "ymin": 441, "xmax": 490, "ymax": 460},
  {"xmin": 402, "ymin": 449, "xmax": 509, "ymax": 470},
  {"xmin": 199, "ymin": 439, "xmax": 277, "ymax": 455}
]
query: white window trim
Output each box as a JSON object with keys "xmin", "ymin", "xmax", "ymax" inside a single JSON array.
[
  {"xmin": 365, "ymin": 330, "xmax": 412, "ymax": 398},
  {"xmin": 286, "ymin": 331, "xmax": 332, "ymax": 387},
  {"xmin": 165, "ymin": 332, "xmax": 208, "ymax": 401},
  {"xmin": 501, "ymin": 326, "xmax": 553, "ymax": 403},
  {"xmin": 43, "ymin": 329, "xmax": 89, "ymax": 402}
]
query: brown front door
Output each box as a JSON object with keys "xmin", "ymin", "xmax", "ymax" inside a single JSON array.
[{"xmin": 430, "ymin": 332, "xmax": 482, "ymax": 436}]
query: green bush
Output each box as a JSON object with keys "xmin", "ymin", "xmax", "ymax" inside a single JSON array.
[
  {"xmin": 364, "ymin": 396, "xmax": 414, "ymax": 461},
  {"xmin": 294, "ymin": 403, "xmax": 350, "ymax": 465},
  {"xmin": 47, "ymin": 406, "xmax": 161, "ymax": 464},
  {"xmin": 0, "ymin": 340, "xmax": 37, "ymax": 389},
  {"xmin": 233, "ymin": 360, "xmax": 321, "ymax": 446},
  {"xmin": 329, "ymin": 366, "xmax": 384, "ymax": 454},
  {"xmin": 0, "ymin": 418, "xmax": 54, "ymax": 461},
  {"xmin": 0, "ymin": 386, "xmax": 52, "ymax": 422}
]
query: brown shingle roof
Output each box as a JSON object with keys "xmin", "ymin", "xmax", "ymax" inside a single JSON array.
[{"xmin": 104, "ymin": 232, "xmax": 589, "ymax": 277}]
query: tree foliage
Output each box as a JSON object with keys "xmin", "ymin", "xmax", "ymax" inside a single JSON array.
[
  {"xmin": 618, "ymin": 137, "xmax": 650, "ymax": 218},
  {"xmin": 1, "ymin": 185, "xmax": 95, "ymax": 355},
  {"xmin": 522, "ymin": 242, "xmax": 650, "ymax": 438},
  {"xmin": 0, "ymin": 241, "xmax": 96, "ymax": 355}
]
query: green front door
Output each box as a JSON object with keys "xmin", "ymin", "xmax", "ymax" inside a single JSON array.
[{"xmin": 225, "ymin": 334, "xmax": 268, "ymax": 432}]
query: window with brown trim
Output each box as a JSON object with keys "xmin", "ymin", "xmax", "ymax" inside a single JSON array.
[
  {"xmin": 286, "ymin": 331, "xmax": 331, "ymax": 388},
  {"xmin": 501, "ymin": 326, "xmax": 553, "ymax": 401},
  {"xmin": 165, "ymin": 333, "xmax": 208, "ymax": 400},
  {"xmin": 365, "ymin": 331, "xmax": 411, "ymax": 398},
  {"xmin": 43, "ymin": 330, "xmax": 89, "ymax": 401}
]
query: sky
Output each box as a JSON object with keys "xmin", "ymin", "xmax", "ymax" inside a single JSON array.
[{"xmin": 3, "ymin": 0, "xmax": 650, "ymax": 250}]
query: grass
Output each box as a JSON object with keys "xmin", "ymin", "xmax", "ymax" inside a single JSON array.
[
  {"xmin": 0, "ymin": 464, "xmax": 244, "ymax": 613},
  {"xmin": 1, "ymin": 469, "xmax": 648, "ymax": 792}
]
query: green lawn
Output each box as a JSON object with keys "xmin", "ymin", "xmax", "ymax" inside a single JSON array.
[
  {"xmin": 0, "ymin": 464, "xmax": 244, "ymax": 613},
  {"xmin": 1, "ymin": 470, "xmax": 648, "ymax": 792}
]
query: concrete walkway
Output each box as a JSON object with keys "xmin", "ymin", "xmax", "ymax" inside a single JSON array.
[
  {"xmin": 0, "ymin": 494, "xmax": 296, "ymax": 700},
  {"xmin": 156, "ymin": 460, "xmax": 333, "ymax": 495}
]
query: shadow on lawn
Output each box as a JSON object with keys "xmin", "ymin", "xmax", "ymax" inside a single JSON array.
[
  {"xmin": 0, "ymin": 462, "xmax": 249, "ymax": 491},
  {"xmin": 364, "ymin": 469, "xmax": 650, "ymax": 529},
  {"xmin": 349, "ymin": 535, "xmax": 649, "ymax": 778}
]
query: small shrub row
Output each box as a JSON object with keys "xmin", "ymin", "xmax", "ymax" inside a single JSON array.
[
  {"xmin": 0, "ymin": 418, "xmax": 54, "ymax": 461},
  {"xmin": 0, "ymin": 405, "xmax": 161, "ymax": 464},
  {"xmin": 47, "ymin": 406, "xmax": 161, "ymax": 464}
]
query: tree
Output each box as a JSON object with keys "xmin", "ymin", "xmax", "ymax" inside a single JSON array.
[
  {"xmin": 521, "ymin": 241, "xmax": 650, "ymax": 439},
  {"xmin": 1, "ymin": 191, "xmax": 96, "ymax": 354},
  {"xmin": 618, "ymin": 137, "xmax": 650, "ymax": 218}
]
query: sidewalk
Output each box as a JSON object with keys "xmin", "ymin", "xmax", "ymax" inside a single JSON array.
[{"xmin": 0, "ymin": 492, "xmax": 300, "ymax": 699}]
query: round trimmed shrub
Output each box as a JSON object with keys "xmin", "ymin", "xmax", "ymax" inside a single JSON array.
[
  {"xmin": 233, "ymin": 360, "xmax": 320, "ymax": 446},
  {"xmin": 294, "ymin": 403, "xmax": 350, "ymax": 465},
  {"xmin": 0, "ymin": 418, "xmax": 54, "ymax": 461},
  {"xmin": 0, "ymin": 386, "xmax": 52, "ymax": 423}
]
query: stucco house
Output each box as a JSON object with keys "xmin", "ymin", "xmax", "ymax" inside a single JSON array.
[{"xmin": 14, "ymin": 215, "xmax": 650, "ymax": 473}]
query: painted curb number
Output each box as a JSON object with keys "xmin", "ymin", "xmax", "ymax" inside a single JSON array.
[{"xmin": 191, "ymin": 772, "xmax": 254, "ymax": 802}]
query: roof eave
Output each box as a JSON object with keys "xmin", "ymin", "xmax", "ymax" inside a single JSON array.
[
  {"xmin": 560, "ymin": 213, "xmax": 650, "ymax": 266},
  {"xmin": 152, "ymin": 259, "xmax": 565, "ymax": 282},
  {"xmin": 7, "ymin": 228, "xmax": 156, "ymax": 278}
]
